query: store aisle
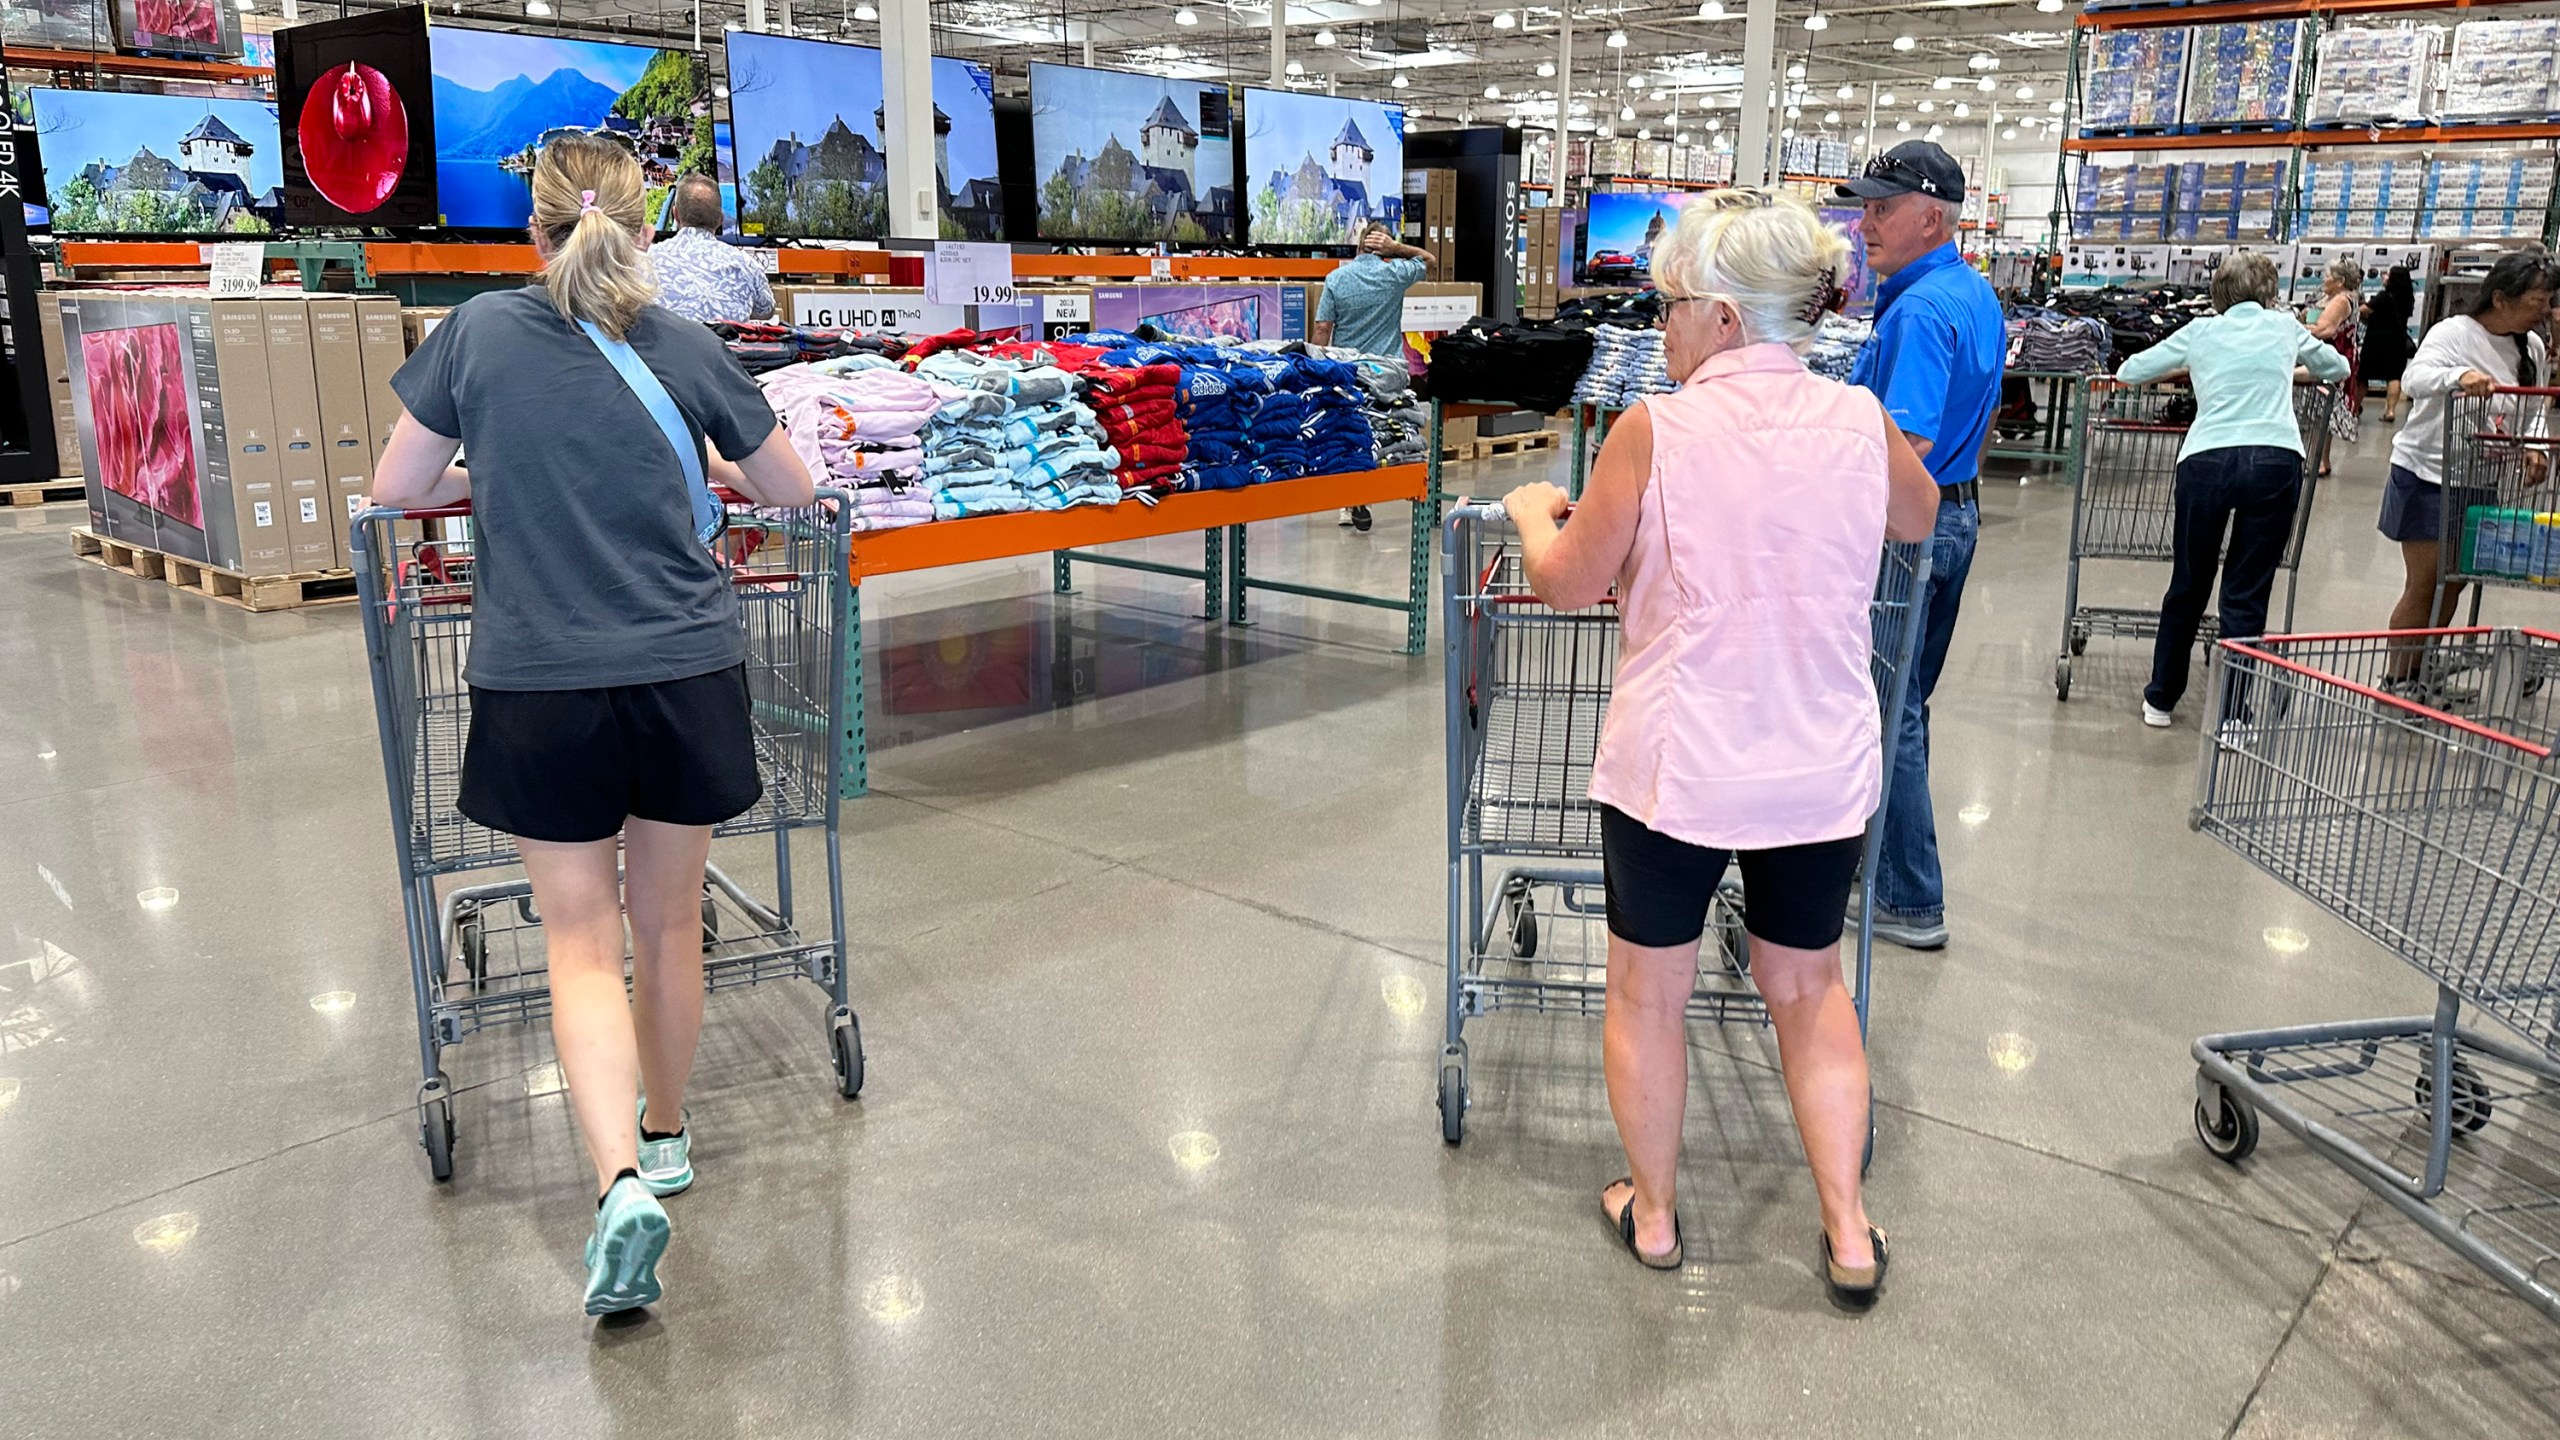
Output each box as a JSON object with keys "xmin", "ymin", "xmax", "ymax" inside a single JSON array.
[{"xmin": 0, "ymin": 429, "xmax": 2554, "ymax": 1437}]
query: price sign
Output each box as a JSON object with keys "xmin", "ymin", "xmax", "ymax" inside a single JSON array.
[
  {"xmin": 755, "ymin": 247, "xmax": 784, "ymax": 276},
  {"xmin": 202, "ymin": 243, "xmax": 266, "ymax": 296},
  {"xmin": 1148, "ymin": 255, "xmax": 1174, "ymax": 281},
  {"xmin": 927, "ymin": 240, "xmax": 1015, "ymax": 308}
]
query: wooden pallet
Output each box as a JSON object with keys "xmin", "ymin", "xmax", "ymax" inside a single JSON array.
[
  {"xmin": 1441, "ymin": 429, "xmax": 1565, "ymax": 463},
  {"xmin": 1, "ymin": 479, "xmax": 87, "ymax": 508},
  {"xmin": 71, "ymin": 528, "xmax": 358, "ymax": 612}
]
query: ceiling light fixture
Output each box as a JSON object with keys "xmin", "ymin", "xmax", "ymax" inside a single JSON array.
[
  {"xmin": 2003, "ymin": 125, "xmax": 2019, "ymax": 138},
  {"xmin": 523, "ymin": 0, "xmax": 549, "ymax": 13},
  {"xmin": 1391, "ymin": 71, "xmax": 1409, "ymax": 88},
  {"xmin": 1492, "ymin": 10, "xmax": 1514, "ymax": 29},
  {"xmin": 1606, "ymin": 28, "xmax": 1627, "ymax": 48},
  {"xmin": 1892, "ymin": 34, "xmax": 1915, "ymax": 51},
  {"xmin": 1620, "ymin": 102, "xmax": 1636, "ymax": 120},
  {"xmin": 1878, "ymin": 90, "xmax": 1896, "ymax": 105},
  {"xmin": 1314, "ymin": 27, "xmax": 1335, "ymax": 46},
  {"xmin": 1927, "ymin": 123, "xmax": 1945, "ymax": 138},
  {"xmin": 1285, "ymin": 59, "xmax": 1303, "ymax": 76},
  {"xmin": 1174, "ymin": 5, "xmax": 1196, "ymax": 22},
  {"xmin": 1977, "ymin": 76, "xmax": 1995, "ymax": 92},
  {"xmin": 1803, "ymin": 5, "xmax": 1827, "ymax": 31},
  {"xmin": 1953, "ymin": 102, "xmax": 1970, "ymax": 117},
  {"xmin": 1787, "ymin": 62, "xmax": 1805, "ymax": 79},
  {"xmin": 1638, "ymin": 126, "xmax": 1652, "ymax": 139},
  {"xmin": 1698, "ymin": 0, "xmax": 1724, "ymax": 15},
  {"xmin": 2016, "ymin": 84, "xmax": 2035, "ymax": 100},
  {"xmin": 1970, "ymin": 52, "xmax": 1998, "ymax": 70},
  {"xmin": 1509, "ymin": 115, "xmax": 1523, "ymax": 127},
  {"xmin": 1597, "ymin": 123, "xmax": 1614, "ymax": 136},
  {"xmin": 854, "ymin": 1, "xmax": 876, "ymax": 16},
  {"xmin": 2047, "ymin": 99, "xmax": 2064, "ymax": 113},
  {"xmin": 1933, "ymin": 76, "xmax": 1952, "ymax": 90},
  {"xmin": 1785, "ymin": 104, "xmax": 1801, "ymax": 118},
  {"xmin": 1484, "ymin": 83, "xmax": 1500, "ymax": 97},
  {"xmin": 1706, "ymin": 116, "xmax": 1722, "ymax": 130},
  {"xmin": 1895, "ymin": 118, "xmax": 1911, "ymax": 132},
  {"xmin": 1537, "ymin": 60, "xmax": 1555, "ymax": 76},
  {"xmin": 1824, "ymin": 109, "xmax": 1840, "ymax": 123},
  {"xmin": 1917, "ymin": 99, "xmax": 1934, "ymax": 113},
  {"xmin": 2038, "ymin": 0, "xmax": 2063, "ymax": 9},
  {"xmin": 1836, "ymin": 83, "xmax": 1854, "ymax": 99}
]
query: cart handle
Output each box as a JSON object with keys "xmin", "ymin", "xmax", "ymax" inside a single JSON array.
[
  {"xmin": 2216, "ymin": 636, "xmax": 2555, "ymax": 760},
  {"xmin": 2476, "ymin": 386, "xmax": 2560, "ymax": 398}
]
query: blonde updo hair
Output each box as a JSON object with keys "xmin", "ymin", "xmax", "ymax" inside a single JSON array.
[
  {"xmin": 530, "ymin": 132, "xmax": 656, "ymax": 340},
  {"xmin": 1650, "ymin": 189, "xmax": 1851, "ymax": 352}
]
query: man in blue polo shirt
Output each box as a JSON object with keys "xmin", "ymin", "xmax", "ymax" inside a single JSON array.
[{"xmin": 1839, "ymin": 141, "xmax": 2005, "ymax": 951}]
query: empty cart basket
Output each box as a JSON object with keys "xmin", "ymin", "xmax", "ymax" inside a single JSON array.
[
  {"xmin": 2189, "ymin": 627, "xmax": 2560, "ymax": 1321},
  {"xmin": 352, "ymin": 490, "xmax": 864, "ymax": 1183}
]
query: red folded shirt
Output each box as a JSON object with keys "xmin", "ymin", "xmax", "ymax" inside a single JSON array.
[{"xmin": 1089, "ymin": 364, "xmax": 1180, "ymax": 395}]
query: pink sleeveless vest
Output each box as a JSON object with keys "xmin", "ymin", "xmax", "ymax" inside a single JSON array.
[{"xmin": 1586, "ymin": 341, "xmax": 1893, "ymax": 851}]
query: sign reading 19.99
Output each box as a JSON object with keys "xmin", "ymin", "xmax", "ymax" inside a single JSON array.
[{"xmin": 927, "ymin": 240, "xmax": 1016, "ymax": 309}]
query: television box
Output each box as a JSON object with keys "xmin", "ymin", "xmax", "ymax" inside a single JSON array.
[
  {"xmin": 429, "ymin": 23, "xmax": 711, "ymax": 233},
  {"xmin": 1027, "ymin": 62, "xmax": 1235, "ymax": 245},
  {"xmin": 306, "ymin": 296, "xmax": 374, "ymax": 554},
  {"xmin": 26, "ymin": 87, "xmax": 284, "ymax": 236},
  {"xmin": 277, "ymin": 7, "xmax": 440, "ymax": 229},
  {"xmin": 113, "ymin": 0, "xmax": 241, "ymax": 59},
  {"xmin": 1239, "ymin": 86, "xmax": 1405, "ymax": 246},
  {"xmin": 726, "ymin": 32, "xmax": 1002, "ymax": 242},
  {"xmin": 260, "ymin": 297, "xmax": 338, "ymax": 573},
  {"xmin": 354, "ymin": 294, "xmax": 408, "ymax": 463},
  {"xmin": 37, "ymin": 296, "xmax": 82, "ymax": 479},
  {"xmin": 194, "ymin": 296, "xmax": 291, "ymax": 577},
  {"xmin": 1091, "ymin": 283, "xmax": 1287, "ymax": 341}
]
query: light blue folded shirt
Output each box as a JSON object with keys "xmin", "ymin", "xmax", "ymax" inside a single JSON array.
[{"xmin": 2115, "ymin": 301, "xmax": 2352, "ymax": 462}]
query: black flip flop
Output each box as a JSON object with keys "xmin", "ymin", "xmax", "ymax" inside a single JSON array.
[
  {"xmin": 1822, "ymin": 1225, "xmax": 1890, "ymax": 1312},
  {"xmin": 1602, "ymin": 1178, "xmax": 1683, "ymax": 1271}
]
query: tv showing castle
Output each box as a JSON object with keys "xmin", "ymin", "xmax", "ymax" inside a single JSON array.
[
  {"xmin": 1241, "ymin": 89, "xmax": 1403, "ymax": 247},
  {"xmin": 1029, "ymin": 62, "xmax": 1234, "ymax": 245},
  {"xmin": 28, "ymin": 87, "xmax": 281, "ymax": 236},
  {"xmin": 727, "ymin": 32, "xmax": 1002, "ymax": 242}
]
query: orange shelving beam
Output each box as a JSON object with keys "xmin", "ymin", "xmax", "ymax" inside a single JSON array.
[
  {"xmin": 2081, "ymin": 0, "xmax": 2535, "ymax": 30},
  {"xmin": 54, "ymin": 241, "xmax": 1338, "ymax": 284},
  {"xmin": 1, "ymin": 45, "xmax": 271, "ymax": 81},
  {"xmin": 2066, "ymin": 121, "xmax": 2560, "ymax": 152}
]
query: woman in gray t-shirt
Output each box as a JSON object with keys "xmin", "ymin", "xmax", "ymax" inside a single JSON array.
[{"xmin": 372, "ymin": 132, "xmax": 813, "ymax": 1318}]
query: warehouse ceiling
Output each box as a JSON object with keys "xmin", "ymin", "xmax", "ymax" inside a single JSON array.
[{"xmin": 291, "ymin": 0, "xmax": 2080, "ymax": 149}]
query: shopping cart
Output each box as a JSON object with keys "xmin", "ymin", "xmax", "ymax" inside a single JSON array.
[
  {"xmin": 350, "ymin": 491, "xmax": 863, "ymax": 1183},
  {"xmin": 1436, "ymin": 502, "xmax": 1930, "ymax": 1150},
  {"xmin": 2437, "ymin": 387, "xmax": 2560, "ymax": 622},
  {"xmin": 2188, "ymin": 627, "xmax": 2560, "ymax": 1321},
  {"xmin": 2053, "ymin": 378, "xmax": 2338, "ymax": 701}
]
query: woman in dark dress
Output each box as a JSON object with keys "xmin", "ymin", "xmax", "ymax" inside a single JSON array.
[{"xmin": 2364, "ymin": 265, "xmax": 2417, "ymax": 423}]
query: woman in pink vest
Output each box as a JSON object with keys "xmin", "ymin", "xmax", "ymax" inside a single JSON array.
[{"xmin": 1504, "ymin": 190, "xmax": 1939, "ymax": 1310}]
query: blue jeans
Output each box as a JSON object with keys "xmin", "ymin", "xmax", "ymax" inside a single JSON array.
[
  {"xmin": 2146, "ymin": 446, "xmax": 2301, "ymax": 714},
  {"xmin": 1873, "ymin": 497, "xmax": 1979, "ymax": 926}
]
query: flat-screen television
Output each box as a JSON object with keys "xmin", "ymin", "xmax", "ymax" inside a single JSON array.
[
  {"xmin": 1239, "ymin": 87, "xmax": 1402, "ymax": 246},
  {"xmin": 276, "ymin": 8, "xmax": 439, "ymax": 229},
  {"xmin": 725, "ymin": 32, "xmax": 1002, "ymax": 241},
  {"xmin": 5, "ymin": 0, "xmax": 111, "ymax": 50},
  {"xmin": 113, "ymin": 0, "xmax": 239, "ymax": 59},
  {"xmin": 26, "ymin": 87, "xmax": 281, "ymax": 235},
  {"xmin": 1027, "ymin": 62, "xmax": 1233, "ymax": 245},
  {"xmin": 428, "ymin": 24, "xmax": 711, "ymax": 232},
  {"xmin": 1579, "ymin": 192, "xmax": 1693, "ymax": 286}
]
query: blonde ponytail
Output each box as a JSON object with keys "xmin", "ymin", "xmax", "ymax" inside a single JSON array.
[{"xmin": 529, "ymin": 132, "xmax": 656, "ymax": 340}]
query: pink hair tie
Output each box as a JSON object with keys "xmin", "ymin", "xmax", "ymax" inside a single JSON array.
[{"xmin": 579, "ymin": 189, "xmax": 599, "ymax": 214}]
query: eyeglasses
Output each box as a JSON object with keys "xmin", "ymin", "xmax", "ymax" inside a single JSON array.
[{"xmin": 1862, "ymin": 152, "xmax": 1942, "ymax": 197}]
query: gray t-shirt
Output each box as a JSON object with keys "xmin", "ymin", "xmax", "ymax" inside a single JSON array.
[{"xmin": 392, "ymin": 288, "xmax": 780, "ymax": 691}]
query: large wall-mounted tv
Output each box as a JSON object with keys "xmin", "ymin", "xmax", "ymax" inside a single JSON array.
[
  {"xmin": 27, "ymin": 87, "xmax": 281, "ymax": 236},
  {"xmin": 725, "ymin": 31, "xmax": 1001, "ymax": 242},
  {"xmin": 1239, "ymin": 88, "xmax": 1403, "ymax": 246},
  {"xmin": 428, "ymin": 24, "xmax": 710, "ymax": 232},
  {"xmin": 1028, "ymin": 62, "xmax": 1233, "ymax": 245},
  {"xmin": 113, "ymin": 0, "xmax": 240, "ymax": 60},
  {"xmin": 277, "ymin": 8, "xmax": 439, "ymax": 229}
]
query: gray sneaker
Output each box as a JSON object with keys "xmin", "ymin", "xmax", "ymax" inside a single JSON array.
[
  {"xmin": 1868, "ymin": 913, "xmax": 1949, "ymax": 951},
  {"xmin": 636, "ymin": 1099, "xmax": 693, "ymax": 1199}
]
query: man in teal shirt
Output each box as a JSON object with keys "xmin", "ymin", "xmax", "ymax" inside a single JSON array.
[
  {"xmin": 2115, "ymin": 248, "xmax": 2349, "ymax": 726},
  {"xmin": 1313, "ymin": 224, "xmax": 1436, "ymax": 530}
]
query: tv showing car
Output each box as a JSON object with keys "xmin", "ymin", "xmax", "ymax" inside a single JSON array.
[
  {"xmin": 1239, "ymin": 87, "xmax": 1402, "ymax": 246},
  {"xmin": 725, "ymin": 32, "xmax": 1002, "ymax": 241},
  {"xmin": 1578, "ymin": 192, "xmax": 1693, "ymax": 286},
  {"xmin": 428, "ymin": 24, "xmax": 710, "ymax": 232},
  {"xmin": 276, "ymin": 8, "xmax": 439, "ymax": 228},
  {"xmin": 26, "ymin": 87, "xmax": 281, "ymax": 235},
  {"xmin": 1028, "ymin": 62, "xmax": 1233, "ymax": 245}
]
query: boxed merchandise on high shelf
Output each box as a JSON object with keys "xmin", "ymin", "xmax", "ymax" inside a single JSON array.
[
  {"xmin": 2080, "ymin": 26, "xmax": 2191, "ymax": 135},
  {"xmin": 2306, "ymin": 26, "xmax": 2442, "ymax": 128},
  {"xmin": 2072, "ymin": 160, "xmax": 2176, "ymax": 240},
  {"xmin": 1636, "ymin": 140, "xmax": 1672, "ymax": 180},
  {"xmin": 2442, "ymin": 19, "xmax": 2560, "ymax": 124},
  {"xmin": 2174, "ymin": 160, "xmax": 2288, "ymax": 241},
  {"xmin": 2297, "ymin": 151, "xmax": 2429, "ymax": 240},
  {"xmin": 2420, "ymin": 152, "xmax": 2556, "ymax": 239},
  {"xmin": 2182, "ymin": 19, "xmax": 2306, "ymax": 132}
]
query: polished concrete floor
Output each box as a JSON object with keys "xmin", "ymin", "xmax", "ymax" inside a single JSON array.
[{"xmin": 3, "ymin": 417, "xmax": 2557, "ymax": 1437}]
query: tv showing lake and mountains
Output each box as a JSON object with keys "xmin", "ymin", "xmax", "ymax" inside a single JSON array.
[
  {"xmin": 1579, "ymin": 192, "xmax": 1692, "ymax": 286},
  {"xmin": 277, "ymin": 8, "xmax": 439, "ymax": 229},
  {"xmin": 1240, "ymin": 88, "xmax": 1402, "ymax": 246},
  {"xmin": 726, "ymin": 32, "xmax": 1002, "ymax": 241},
  {"xmin": 1029, "ymin": 62, "xmax": 1233, "ymax": 245},
  {"xmin": 27, "ymin": 87, "xmax": 281, "ymax": 235},
  {"xmin": 428, "ymin": 24, "xmax": 711, "ymax": 232}
]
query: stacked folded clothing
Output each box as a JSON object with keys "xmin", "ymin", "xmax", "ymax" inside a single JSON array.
[
  {"xmin": 2004, "ymin": 308, "xmax": 2114, "ymax": 373},
  {"xmin": 1284, "ymin": 352, "xmax": 1377, "ymax": 476},
  {"xmin": 757, "ymin": 359, "xmax": 943, "ymax": 530},
  {"xmin": 712, "ymin": 321, "xmax": 903, "ymax": 375},
  {"xmin": 1069, "ymin": 333, "xmax": 1259, "ymax": 492},
  {"xmin": 1807, "ymin": 315, "xmax": 1874, "ymax": 382},
  {"xmin": 1572, "ymin": 324, "xmax": 1675, "ymax": 408},
  {"xmin": 912, "ymin": 350, "xmax": 1121, "ymax": 519},
  {"xmin": 1322, "ymin": 347, "xmax": 1428, "ymax": 466},
  {"xmin": 1086, "ymin": 364, "xmax": 1189, "ymax": 493}
]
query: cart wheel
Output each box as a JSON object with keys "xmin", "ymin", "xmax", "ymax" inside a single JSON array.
[
  {"xmin": 2054, "ymin": 656, "xmax": 2074, "ymax": 703},
  {"xmin": 2416, "ymin": 1059, "xmax": 2493, "ymax": 1135},
  {"xmin": 2069, "ymin": 628, "xmax": 2090, "ymax": 658},
  {"xmin": 420, "ymin": 1081, "xmax": 456, "ymax": 1183},
  {"xmin": 1511, "ymin": 908, "xmax": 1539, "ymax": 959},
  {"xmin": 830, "ymin": 1010, "xmax": 865, "ymax": 1100},
  {"xmin": 456, "ymin": 912, "xmax": 487, "ymax": 993},
  {"xmin": 2194, "ymin": 1081, "xmax": 2259, "ymax": 1163},
  {"xmin": 1438, "ymin": 1044, "xmax": 1468, "ymax": 1145},
  {"xmin": 700, "ymin": 893, "xmax": 721, "ymax": 954}
]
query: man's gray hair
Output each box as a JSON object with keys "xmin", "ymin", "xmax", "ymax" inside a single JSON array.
[
  {"xmin": 670, "ymin": 173, "xmax": 725, "ymax": 232},
  {"xmin": 2210, "ymin": 250, "xmax": 2281, "ymax": 312}
]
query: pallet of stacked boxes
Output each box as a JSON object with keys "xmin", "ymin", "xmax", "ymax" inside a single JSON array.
[
  {"xmin": 2442, "ymin": 18, "xmax": 2560, "ymax": 124},
  {"xmin": 2307, "ymin": 26, "xmax": 2442, "ymax": 129},
  {"xmin": 2182, "ymin": 20, "xmax": 2306, "ymax": 134},
  {"xmin": 2080, "ymin": 26, "xmax": 2192, "ymax": 136}
]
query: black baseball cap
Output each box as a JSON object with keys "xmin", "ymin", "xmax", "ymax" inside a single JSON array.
[{"xmin": 1835, "ymin": 141, "xmax": 1967, "ymax": 204}]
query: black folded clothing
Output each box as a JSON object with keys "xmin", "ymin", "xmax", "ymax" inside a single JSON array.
[{"xmin": 1428, "ymin": 319, "xmax": 1593, "ymax": 416}]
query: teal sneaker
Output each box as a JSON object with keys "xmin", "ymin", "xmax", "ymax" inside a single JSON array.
[
  {"xmin": 636, "ymin": 1099, "xmax": 693, "ymax": 1198},
  {"xmin": 582, "ymin": 1175, "xmax": 670, "ymax": 1316}
]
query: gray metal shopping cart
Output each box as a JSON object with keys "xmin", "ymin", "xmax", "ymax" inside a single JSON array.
[
  {"xmin": 2054, "ymin": 378, "xmax": 2337, "ymax": 701},
  {"xmin": 2438, "ymin": 386, "xmax": 2560, "ymax": 622},
  {"xmin": 2189, "ymin": 626, "xmax": 2560, "ymax": 1321},
  {"xmin": 1436, "ymin": 502, "xmax": 1930, "ymax": 1150},
  {"xmin": 351, "ymin": 491, "xmax": 863, "ymax": 1183}
]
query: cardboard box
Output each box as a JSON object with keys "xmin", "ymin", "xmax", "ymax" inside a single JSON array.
[
  {"xmin": 37, "ymin": 293, "xmax": 81, "ymax": 478},
  {"xmin": 305, "ymin": 296, "xmax": 374, "ymax": 556},
  {"xmin": 262, "ymin": 298, "xmax": 339, "ymax": 573},
  {"xmin": 354, "ymin": 295, "xmax": 408, "ymax": 465},
  {"xmin": 197, "ymin": 297, "xmax": 292, "ymax": 577}
]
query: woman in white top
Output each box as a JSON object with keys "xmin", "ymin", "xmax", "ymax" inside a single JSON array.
[{"xmin": 2380, "ymin": 250, "xmax": 2557, "ymax": 664}]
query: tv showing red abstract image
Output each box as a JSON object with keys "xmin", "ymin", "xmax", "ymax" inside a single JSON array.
[
  {"xmin": 300, "ymin": 63, "xmax": 408, "ymax": 211},
  {"xmin": 277, "ymin": 8, "xmax": 438, "ymax": 227},
  {"xmin": 113, "ymin": 0, "xmax": 238, "ymax": 58},
  {"xmin": 81, "ymin": 324, "xmax": 202, "ymax": 530},
  {"xmin": 138, "ymin": 0, "xmax": 217, "ymax": 44}
]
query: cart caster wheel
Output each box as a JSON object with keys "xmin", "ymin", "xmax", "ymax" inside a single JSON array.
[
  {"xmin": 2070, "ymin": 629, "xmax": 2090, "ymax": 657},
  {"xmin": 419, "ymin": 1081, "xmax": 456, "ymax": 1183},
  {"xmin": 2194, "ymin": 1081, "xmax": 2259, "ymax": 1163},
  {"xmin": 2054, "ymin": 656, "xmax": 2074, "ymax": 702},
  {"xmin": 2416, "ymin": 1058, "xmax": 2493, "ymax": 1135},
  {"xmin": 1511, "ymin": 909, "xmax": 1539, "ymax": 959},
  {"xmin": 1438, "ymin": 1045, "xmax": 1468, "ymax": 1145},
  {"xmin": 456, "ymin": 912, "xmax": 488, "ymax": 993},
  {"xmin": 830, "ymin": 1010, "xmax": 865, "ymax": 1100},
  {"xmin": 701, "ymin": 893, "xmax": 721, "ymax": 954}
]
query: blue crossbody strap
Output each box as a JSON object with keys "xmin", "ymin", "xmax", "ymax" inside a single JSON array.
[{"xmin": 577, "ymin": 319, "xmax": 724, "ymax": 547}]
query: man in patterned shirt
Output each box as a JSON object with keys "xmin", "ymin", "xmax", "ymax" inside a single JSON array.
[{"xmin": 650, "ymin": 175, "xmax": 775, "ymax": 325}]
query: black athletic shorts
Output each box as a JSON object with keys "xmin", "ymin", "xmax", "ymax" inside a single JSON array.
[
  {"xmin": 1599, "ymin": 803, "xmax": 1864, "ymax": 951},
  {"xmin": 458, "ymin": 664, "xmax": 762, "ymax": 844}
]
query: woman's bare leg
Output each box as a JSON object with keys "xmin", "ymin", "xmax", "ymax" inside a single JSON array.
[
  {"xmin": 2385, "ymin": 379, "xmax": 2403, "ymax": 422},
  {"xmin": 2388, "ymin": 539, "xmax": 2466, "ymax": 677},
  {"xmin": 623, "ymin": 818, "xmax": 713, "ymax": 1137},
  {"xmin": 518, "ymin": 836, "xmax": 640, "ymax": 1196},
  {"xmin": 1750, "ymin": 935, "xmax": 1876, "ymax": 1268},
  {"xmin": 1602, "ymin": 932, "xmax": 1700, "ymax": 1257}
]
